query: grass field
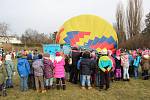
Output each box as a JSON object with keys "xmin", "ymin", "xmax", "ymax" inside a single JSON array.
[{"xmin": 0, "ymin": 60, "xmax": 150, "ymax": 100}]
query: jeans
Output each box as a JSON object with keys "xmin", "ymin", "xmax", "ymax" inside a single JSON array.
[
  {"xmin": 45, "ymin": 78, "xmax": 53, "ymax": 86},
  {"xmin": 81, "ymin": 75, "xmax": 91, "ymax": 87},
  {"xmin": 134, "ymin": 67, "xmax": 139, "ymax": 78},
  {"xmin": 20, "ymin": 76, "xmax": 28, "ymax": 91},
  {"xmin": 6, "ymin": 76, "xmax": 13, "ymax": 88},
  {"xmin": 123, "ymin": 67, "xmax": 129, "ymax": 79}
]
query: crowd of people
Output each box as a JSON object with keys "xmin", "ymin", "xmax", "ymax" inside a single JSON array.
[{"xmin": 0, "ymin": 47, "xmax": 150, "ymax": 97}]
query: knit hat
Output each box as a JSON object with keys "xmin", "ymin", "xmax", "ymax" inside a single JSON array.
[
  {"xmin": 101, "ymin": 48, "xmax": 108, "ymax": 55},
  {"xmin": 56, "ymin": 52, "xmax": 61, "ymax": 56}
]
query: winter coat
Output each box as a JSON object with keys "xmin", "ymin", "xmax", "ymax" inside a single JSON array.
[
  {"xmin": 64, "ymin": 55, "xmax": 71, "ymax": 72},
  {"xmin": 17, "ymin": 58, "xmax": 30, "ymax": 77},
  {"xmin": 80, "ymin": 58, "xmax": 93, "ymax": 75},
  {"xmin": 27, "ymin": 54, "xmax": 34, "ymax": 74},
  {"xmin": 43, "ymin": 58, "xmax": 54, "ymax": 79},
  {"xmin": 0, "ymin": 63, "xmax": 6, "ymax": 84},
  {"xmin": 53, "ymin": 56, "xmax": 65, "ymax": 78},
  {"xmin": 141, "ymin": 57, "xmax": 150, "ymax": 71},
  {"xmin": 115, "ymin": 56, "xmax": 121, "ymax": 69},
  {"xmin": 71, "ymin": 50, "xmax": 81, "ymax": 67},
  {"xmin": 98, "ymin": 56, "xmax": 112, "ymax": 72},
  {"xmin": 5, "ymin": 60, "xmax": 15, "ymax": 77},
  {"xmin": 133, "ymin": 56, "xmax": 141, "ymax": 68},
  {"xmin": 121, "ymin": 54, "xmax": 129, "ymax": 68},
  {"xmin": 32, "ymin": 59, "xmax": 44, "ymax": 76}
]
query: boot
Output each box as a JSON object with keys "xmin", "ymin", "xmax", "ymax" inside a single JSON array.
[
  {"xmin": 62, "ymin": 85, "xmax": 66, "ymax": 90},
  {"xmin": 81, "ymin": 87, "xmax": 86, "ymax": 90},
  {"xmin": 57, "ymin": 85, "xmax": 60, "ymax": 90},
  {"xmin": 36, "ymin": 89, "xmax": 41, "ymax": 93},
  {"xmin": 105, "ymin": 85, "xmax": 109, "ymax": 90},
  {"xmin": 2, "ymin": 86, "xmax": 7, "ymax": 97},
  {"xmin": 45, "ymin": 86, "xmax": 49, "ymax": 90},
  {"xmin": 88, "ymin": 86, "xmax": 92, "ymax": 90},
  {"xmin": 41, "ymin": 89, "xmax": 47, "ymax": 93}
]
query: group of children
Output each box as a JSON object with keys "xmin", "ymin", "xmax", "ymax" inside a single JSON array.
[
  {"xmin": 0, "ymin": 47, "xmax": 150, "ymax": 96},
  {"xmin": 17, "ymin": 50, "xmax": 66, "ymax": 93},
  {"xmin": 68, "ymin": 47, "xmax": 150, "ymax": 90}
]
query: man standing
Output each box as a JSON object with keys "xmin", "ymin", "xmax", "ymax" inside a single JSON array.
[{"xmin": 69, "ymin": 46, "xmax": 81, "ymax": 84}]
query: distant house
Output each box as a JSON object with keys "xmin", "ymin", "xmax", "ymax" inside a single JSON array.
[{"xmin": 0, "ymin": 35, "xmax": 22, "ymax": 44}]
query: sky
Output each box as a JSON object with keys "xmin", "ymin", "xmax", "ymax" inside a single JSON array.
[{"xmin": 0, "ymin": 0, "xmax": 150, "ymax": 35}]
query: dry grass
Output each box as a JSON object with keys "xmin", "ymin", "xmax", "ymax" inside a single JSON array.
[{"xmin": 0, "ymin": 60, "xmax": 150, "ymax": 100}]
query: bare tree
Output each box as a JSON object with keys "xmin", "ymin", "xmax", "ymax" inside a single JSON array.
[
  {"xmin": 0, "ymin": 22, "xmax": 9, "ymax": 37},
  {"xmin": 21, "ymin": 28, "xmax": 52, "ymax": 45},
  {"xmin": 116, "ymin": 1, "xmax": 126, "ymax": 43},
  {"xmin": 126, "ymin": 0, "xmax": 143, "ymax": 38}
]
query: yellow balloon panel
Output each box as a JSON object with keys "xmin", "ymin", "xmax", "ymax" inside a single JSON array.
[{"xmin": 56, "ymin": 14, "xmax": 118, "ymax": 51}]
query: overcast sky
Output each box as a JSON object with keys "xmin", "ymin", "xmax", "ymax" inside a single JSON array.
[{"xmin": 0, "ymin": 0, "xmax": 150, "ymax": 35}]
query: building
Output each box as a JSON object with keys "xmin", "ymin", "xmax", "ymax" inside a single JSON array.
[{"xmin": 0, "ymin": 35, "xmax": 22, "ymax": 44}]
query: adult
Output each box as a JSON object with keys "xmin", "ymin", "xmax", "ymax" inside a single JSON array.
[{"xmin": 69, "ymin": 46, "xmax": 81, "ymax": 84}]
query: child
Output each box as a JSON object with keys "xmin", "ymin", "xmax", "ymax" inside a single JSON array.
[
  {"xmin": 133, "ymin": 53, "xmax": 141, "ymax": 79},
  {"xmin": 27, "ymin": 52, "xmax": 35, "ymax": 89},
  {"xmin": 5, "ymin": 52, "xmax": 15, "ymax": 88},
  {"xmin": 64, "ymin": 55, "xmax": 71, "ymax": 82},
  {"xmin": 32, "ymin": 54, "xmax": 46, "ymax": 93},
  {"xmin": 80, "ymin": 51, "xmax": 93, "ymax": 90},
  {"xmin": 141, "ymin": 52, "xmax": 150, "ymax": 80},
  {"xmin": 17, "ymin": 54, "xmax": 30, "ymax": 92},
  {"xmin": 121, "ymin": 51, "xmax": 130, "ymax": 81},
  {"xmin": 98, "ymin": 48, "xmax": 112, "ymax": 90},
  {"xmin": 115, "ymin": 55, "xmax": 122, "ymax": 81},
  {"xmin": 0, "ymin": 56, "xmax": 7, "ymax": 96},
  {"xmin": 43, "ymin": 53, "xmax": 54, "ymax": 90},
  {"xmin": 53, "ymin": 52, "xmax": 66, "ymax": 90}
]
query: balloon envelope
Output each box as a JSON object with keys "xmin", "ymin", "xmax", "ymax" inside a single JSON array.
[{"xmin": 56, "ymin": 14, "xmax": 118, "ymax": 52}]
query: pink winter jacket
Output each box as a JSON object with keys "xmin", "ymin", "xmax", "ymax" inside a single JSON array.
[
  {"xmin": 53, "ymin": 56, "xmax": 65, "ymax": 78},
  {"xmin": 121, "ymin": 54, "xmax": 129, "ymax": 67}
]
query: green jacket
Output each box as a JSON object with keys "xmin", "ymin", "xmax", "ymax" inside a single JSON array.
[
  {"xmin": 0, "ymin": 64, "xmax": 6, "ymax": 84},
  {"xmin": 5, "ymin": 60, "xmax": 15, "ymax": 77},
  {"xmin": 98, "ymin": 56, "xmax": 112, "ymax": 72}
]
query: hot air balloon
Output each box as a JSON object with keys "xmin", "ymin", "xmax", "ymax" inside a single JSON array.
[{"xmin": 56, "ymin": 14, "xmax": 118, "ymax": 52}]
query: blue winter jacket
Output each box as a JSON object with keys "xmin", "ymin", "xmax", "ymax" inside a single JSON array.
[
  {"xmin": 17, "ymin": 58, "xmax": 30, "ymax": 77},
  {"xmin": 133, "ymin": 56, "xmax": 141, "ymax": 68}
]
